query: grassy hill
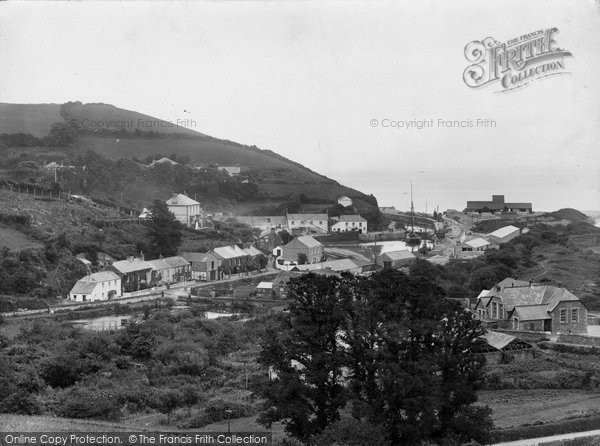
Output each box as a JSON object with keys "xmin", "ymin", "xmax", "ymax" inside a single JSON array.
[
  {"xmin": 0, "ymin": 103, "xmax": 62, "ymax": 137},
  {"xmin": 0, "ymin": 102, "xmax": 377, "ymax": 210}
]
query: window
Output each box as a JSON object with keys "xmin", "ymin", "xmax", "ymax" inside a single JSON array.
[
  {"xmin": 571, "ymin": 308, "xmax": 579, "ymax": 323},
  {"xmin": 559, "ymin": 308, "xmax": 567, "ymax": 323},
  {"xmin": 319, "ymin": 221, "xmax": 323, "ymax": 224}
]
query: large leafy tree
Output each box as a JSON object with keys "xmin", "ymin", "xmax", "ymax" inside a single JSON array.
[
  {"xmin": 147, "ymin": 199, "xmax": 183, "ymax": 258},
  {"xmin": 255, "ymin": 273, "xmax": 353, "ymax": 442},
  {"xmin": 344, "ymin": 269, "xmax": 492, "ymax": 445},
  {"xmin": 257, "ymin": 269, "xmax": 493, "ymax": 445}
]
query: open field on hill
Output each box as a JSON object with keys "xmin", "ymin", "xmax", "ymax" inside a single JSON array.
[
  {"xmin": 0, "ymin": 103, "xmax": 62, "ymax": 137},
  {"xmin": 0, "ymin": 227, "xmax": 43, "ymax": 251}
]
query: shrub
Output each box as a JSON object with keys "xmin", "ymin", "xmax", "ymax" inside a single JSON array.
[
  {"xmin": 56, "ymin": 387, "xmax": 122, "ymax": 420},
  {"xmin": 311, "ymin": 418, "xmax": 391, "ymax": 446},
  {"xmin": 182, "ymin": 399, "xmax": 256, "ymax": 428},
  {"xmin": 0, "ymin": 391, "xmax": 42, "ymax": 415}
]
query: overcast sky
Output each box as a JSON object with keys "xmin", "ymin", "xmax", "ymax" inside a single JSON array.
[{"xmin": 1, "ymin": 1, "xmax": 599, "ymax": 212}]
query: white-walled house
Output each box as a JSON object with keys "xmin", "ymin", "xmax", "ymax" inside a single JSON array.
[
  {"xmin": 69, "ymin": 271, "xmax": 122, "ymax": 302},
  {"xmin": 287, "ymin": 214, "xmax": 328, "ymax": 234},
  {"xmin": 331, "ymin": 215, "xmax": 368, "ymax": 234},
  {"xmin": 337, "ymin": 195, "xmax": 353, "ymax": 207},
  {"xmin": 165, "ymin": 193, "xmax": 202, "ymax": 227}
]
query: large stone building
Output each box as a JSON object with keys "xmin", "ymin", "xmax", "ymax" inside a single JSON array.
[
  {"xmin": 473, "ymin": 278, "xmax": 588, "ymax": 333},
  {"xmin": 465, "ymin": 195, "xmax": 532, "ymax": 213},
  {"xmin": 281, "ymin": 235, "xmax": 324, "ymax": 263}
]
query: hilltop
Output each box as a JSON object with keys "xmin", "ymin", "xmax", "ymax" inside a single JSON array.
[{"xmin": 0, "ymin": 102, "xmax": 379, "ymax": 216}]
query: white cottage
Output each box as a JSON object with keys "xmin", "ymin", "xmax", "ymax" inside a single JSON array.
[
  {"xmin": 165, "ymin": 193, "xmax": 202, "ymax": 226},
  {"xmin": 69, "ymin": 271, "xmax": 122, "ymax": 302}
]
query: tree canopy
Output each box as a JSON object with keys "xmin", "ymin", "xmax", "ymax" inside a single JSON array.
[
  {"xmin": 147, "ymin": 199, "xmax": 183, "ymax": 258},
  {"xmin": 255, "ymin": 270, "xmax": 493, "ymax": 445}
]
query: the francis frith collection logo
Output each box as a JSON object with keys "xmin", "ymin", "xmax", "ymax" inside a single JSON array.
[{"xmin": 463, "ymin": 28, "xmax": 572, "ymax": 92}]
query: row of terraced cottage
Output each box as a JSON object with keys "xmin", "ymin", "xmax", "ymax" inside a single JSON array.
[{"xmin": 67, "ymin": 245, "xmax": 266, "ymax": 302}]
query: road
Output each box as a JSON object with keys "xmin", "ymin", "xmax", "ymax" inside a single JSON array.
[
  {"xmin": 2, "ymin": 269, "xmax": 279, "ymax": 318},
  {"xmin": 493, "ymin": 429, "xmax": 600, "ymax": 445}
]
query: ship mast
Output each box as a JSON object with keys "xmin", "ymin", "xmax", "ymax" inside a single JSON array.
[{"xmin": 410, "ymin": 180, "xmax": 415, "ymax": 233}]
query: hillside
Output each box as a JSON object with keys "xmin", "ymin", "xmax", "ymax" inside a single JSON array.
[
  {"xmin": 0, "ymin": 102, "xmax": 375, "ymax": 209},
  {"xmin": 0, "ymin": 103, "xmax": 63, "ymax": 137}
]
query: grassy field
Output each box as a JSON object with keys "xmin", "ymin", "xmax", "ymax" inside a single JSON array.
[
  {"xmin": 0, "ymin": 226, "xmax": 43, "ymax": 251},
  {"xmin": 479, "ymin": 389, "xmax": 600, "ymax": 429},
  {"xmin": 518, "ymin": 244, "xmax": 600, "ymax": 309},
  {"xmin": 0, "ymin": 103, "xmax": 62, "ymax": 137}
]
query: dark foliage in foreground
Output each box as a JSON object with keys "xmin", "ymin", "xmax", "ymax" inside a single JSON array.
[{"xmin": 255, "ymin": 269, "xmax": 493, "ymax": 445}]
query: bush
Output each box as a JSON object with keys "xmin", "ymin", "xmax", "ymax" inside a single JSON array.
[
  {"xmin": 182, "ymin": 399, "xmax": 256, "ymax": 428},
  {"xmin": 56, "ymin": 387, "xmax": 122, "ymax": 420},
  {"xmin": 311, "ymin": 418, "xmax": 391, "ymax": 446},
  {"xmin": 0, "ymin": 391, "xmax": 42, "ymax": 415}
]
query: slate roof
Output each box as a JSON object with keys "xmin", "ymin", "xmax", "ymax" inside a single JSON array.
[
  {"xmin": 337, "ymin": 215, "xmax": 367, "ymax": 223},
  {"xmin": 111, "ymin": 258, "xmax": 154, "ymax": 274},
  {"xmin": 477, "ymin": 289, "xmax": 491, "ymax": 299},
  {"xmin": 165, "ymin": 194, "xmax": 200, "ymax": 206},
  {"xmin": 70, "ymin": 271, "xmax": 120, "ymax": 295},
  {"xmin": 287, "ymin": 214, "xmax": 328, "ymax": 222},
  {"xmin": 213, "ymin": 245, "xmax": 247, "ymax": 260},
  {"xmin": 284, "ymin": 235, "xmax": 323, "ymax": 249},
  {"xmin": 464, "ymin": 237, "xmax": 490, "ymax": 249},
  {"xmin": 487, "ymin": 225, "xmax": 520, "ymax": 239},
  {"xmin": 181, "ymin": 252, "xmax": 209, "ymax": 262},
  {"xmin": 480, "ymin": 331, "xmax": 532, "ymax": 351},
  {"xmin": 235, "ymin": 216, "xmax": 287, "ymax": 227},
  {"xmin": 243, "ymin": 246, "xmax": 263, "ymax": 256},
  {"xmin": 146, "ymin": 256, "xmax": 190, "ymax": 270},
  {"xmin": 490, "ymin": 286, "xmax": 579, "ymax": 312},
  {"xmin": 495, "ymin": 277, "xmax": 531, "ymax": 290},
  {"xmin": 380, "ymin": 250, "xmax": 416, "ymax": 261},
  {"xmin": 511, "ymin": 305, "xmax": 551, "ymax": 321},
  {"xmin": 482, "ymin": 331, "xmax": 517, "ymax": 350},
  {"xmin": 296, "ymin": 258, "xmax": 360, "ymax": 272}
]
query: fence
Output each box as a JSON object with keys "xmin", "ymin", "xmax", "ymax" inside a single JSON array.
[{"xmin": 0, "ymin": 183, "xmax": 141, "ymax": 215}]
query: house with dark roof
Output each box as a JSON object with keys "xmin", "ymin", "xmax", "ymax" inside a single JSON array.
[
  {"xmin": 182, "ymin": 251, "xmax": 221, "ymax": 281},
  {"xmin": 110, "ymin": 256, "xmax": 154, "ymax": 293},
  {"xmin": 281, "ymin": 235, "xmax": 324, "ymax": 264},
  {"xmin": 218, "ymin": 166, "xmax": 241, "ymax": 176},
  {"xmin": 473, "ymin": 278, "xmax": 588, "ymax": 333},
  {"xmin": 465, "ymin": 195, "xmax": 532, "ymax": 213},
  {"xmin": 377, "ymin": 250, "xmax": 416, "ymax": 269},
  {"xmin": 213, "ymin": 245, "xmax": 250, "ymax": 275},
  {"xmin": 474, "ymin": 331, "xmax": 533, "ymax": 364},
  {"xmin": 146, "ymin": 256, "xmax": 191, "ymax": 286},
  {"xmin": 69, "ymin": 271, "xmax": 121, "ymax": 302}
]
